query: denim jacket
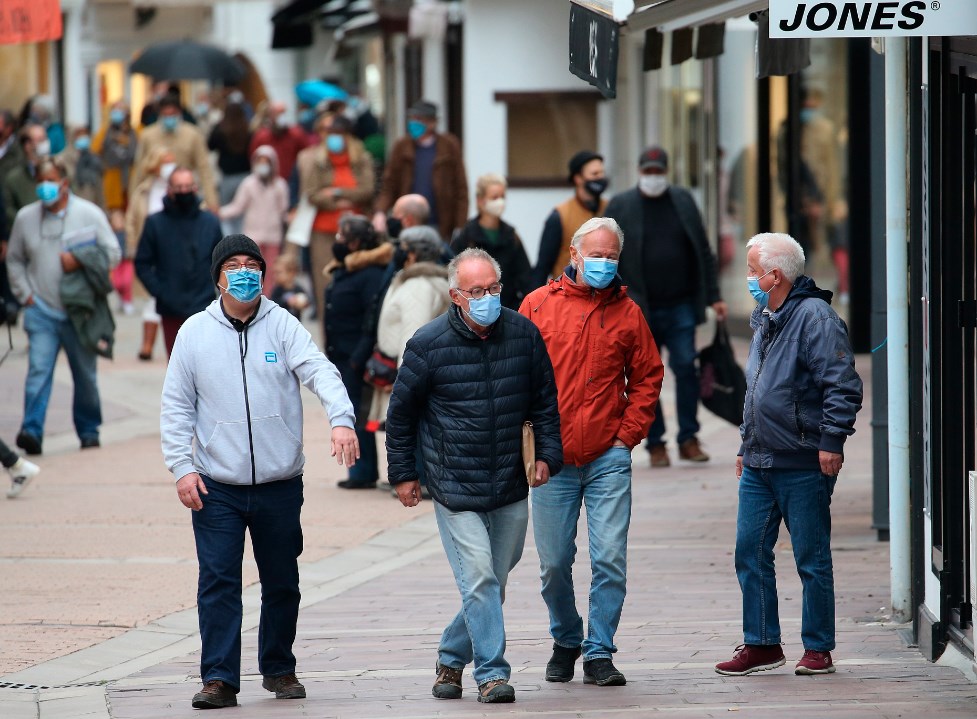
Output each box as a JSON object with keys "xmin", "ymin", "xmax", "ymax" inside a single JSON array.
[{"xmin": 739, "ymin": 276, "xmax": 863, "ymax": 470}]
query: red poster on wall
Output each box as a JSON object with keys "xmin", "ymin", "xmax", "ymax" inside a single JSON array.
[{"xmin": 0, "ymin": 0, "xmax": 63, "ymax": 45}]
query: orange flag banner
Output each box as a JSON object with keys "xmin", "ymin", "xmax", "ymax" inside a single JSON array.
[{"xmin": 0, "ymin": 0, "xmax": 63, "ymax": 45}]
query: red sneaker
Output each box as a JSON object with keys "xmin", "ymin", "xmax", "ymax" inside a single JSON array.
[
  {"xmin": 795, "ymin": 649, "xmax": 835, "ymax": 675},
  {"xmin": 715, "ymin": 644, "xmax": 786, "ymax": 676}
]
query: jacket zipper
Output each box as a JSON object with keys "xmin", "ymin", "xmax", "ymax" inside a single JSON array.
[
  {"xmin": 237, "ymin": 330, "xmax": 257, "ymax": 485},
  {"xmin": 482, "ymin": 343, "xmax": 497, "ymax": 501},
  {"xmin": 793, "ymin": 401, "xmax": 806, "ymax": 441}
]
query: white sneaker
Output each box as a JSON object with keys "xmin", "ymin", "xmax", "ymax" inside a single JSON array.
[{"xmin": 7, "ymin": 457, "xmax": 40, "ymax": 498}]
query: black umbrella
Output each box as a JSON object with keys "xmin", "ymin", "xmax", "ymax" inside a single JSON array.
[{"xmin": 130, "ymin": 40, "xmax": 245, "ymax": 84}]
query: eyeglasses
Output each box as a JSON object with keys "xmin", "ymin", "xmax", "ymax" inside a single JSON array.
[
  {"xmin": 456, "ymin": 283, "xmax": 503, "ymax": 300},
  {"xmin": 222, "ymin": 261, "xmax": 262, "ymax": 272}
]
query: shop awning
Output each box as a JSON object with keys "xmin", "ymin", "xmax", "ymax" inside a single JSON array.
[
  {"xmin": 0, "ymin": 0, "xmax": 62, "ymax": 45},
  {"xmin": 572, "ymin": 0, "xmax": 767, "ymax": 29},
  {"xmin": 272, "ymin": 0, "xmax": 372, "ymax": 48},
  {"xmin": 626, "ymin": 0, "xmax": 768, "ymax": 32}
]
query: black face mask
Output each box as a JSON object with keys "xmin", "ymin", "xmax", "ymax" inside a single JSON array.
[
  {"xmin": 393, "ymin": 246, "xmax": 409, "ymax": 271},
  {"xmin": 584, "ymin": 177, "xmax": 609, "ymax": 198},
  {"xmin": 173, "ymin": 192, "xmax": 198, "ymax": 212},
  {"xmin": 386, "ymin": 216, "xmax": 403, "ymax": 239},
  {"xmin": 332, "ymin": 243, "xmax": 351, "ymax": 263}
]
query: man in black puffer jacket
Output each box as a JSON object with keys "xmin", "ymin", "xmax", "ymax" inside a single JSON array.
[{"xmin": 386, "ymin": 248, "xmax": 562, "ymax": 705}]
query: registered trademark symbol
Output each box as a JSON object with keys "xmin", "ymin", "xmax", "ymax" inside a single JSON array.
[{"xmin": 931, "ymin": 1, "xmax": 940, "ymax": 9}]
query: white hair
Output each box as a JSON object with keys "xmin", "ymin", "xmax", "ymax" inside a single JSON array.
[
  {"xmin": 746, "ymin": 232, "xmax": 806, "ymax": 282},
  {"xmin": 571, "ymin": 216, "xmax": 624, "ymax": 252},
  {"xmin": 447, "ymin": 248, "xmax": 502, "ymax": 290}
]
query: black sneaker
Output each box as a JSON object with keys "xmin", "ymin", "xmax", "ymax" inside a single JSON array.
[
  {"xmin": 80, "ymin": 436, "xmax": 100, "ymax": 449},
  {"xmin": 191, "ymin": 680, "xmax": 237, "ymax": 709},
  {"xmin": 545, "ymin": 643, "xmax": 582, "ymax": 682},
  {"xmin": 15, "ymin": 431, "xmax": 42, "ymax": 456},
  {"xmin": 432, "ymin": 663, "xmax": 463, "ymax": 699},
  {"xmin": 337, "ymin": 479, "xmax": 377, "ymax": 489},
  {"xmin": 582, "ymin": 658, "xmax": 626, "ymax": 686}
]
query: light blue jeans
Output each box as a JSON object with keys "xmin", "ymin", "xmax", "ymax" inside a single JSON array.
[
  {"xmin": 20, "ymin": 298, "xmax": 101, "ymax": 441},
  {"xmin": 532, "ymin": 445, "xmax": 632, "ymax": 660},
  {"xmin": 434, "ymin": 498, "xmax": 528, "ymax": 686},
  {"xmin": 735, "ymin": 466, "xmax": 837, "ymax": 651}
]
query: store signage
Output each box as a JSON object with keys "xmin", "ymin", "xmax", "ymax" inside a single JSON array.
[
  {"xmin": 769, "ymin": 1, "xmax": 977, "ymax": 38},
  {"xmin": 569, "ymin": 2, "xmax": 621, "ymax": 99},
  {"xmin": 0, "ymin": 0, "xmax": 62, "ymax": 45}
]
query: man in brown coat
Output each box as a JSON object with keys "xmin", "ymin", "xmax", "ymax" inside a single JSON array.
[{"xmin": 372, "ymin": 100, "xmax": 467, "ymax": 242}]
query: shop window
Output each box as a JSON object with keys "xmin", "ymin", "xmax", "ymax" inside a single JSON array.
[{"xmin": 495, "ymin": 91, "xmax": 602, "ymax": 187}]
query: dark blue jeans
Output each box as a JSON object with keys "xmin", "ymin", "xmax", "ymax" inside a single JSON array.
[
  {"xmin": 191, "ymin": 475, "xmax": 304, "ymax": 690},
  {"xmin": 643, "ymin": 302, "xmax": 700, "ymax": 447},
  {"xmin": 735, "ymin": 466, "xmax": 837, "ymax": 651}
]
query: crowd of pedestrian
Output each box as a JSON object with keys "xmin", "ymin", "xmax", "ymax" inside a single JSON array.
[{"xmin": 1, "ymin": 80, "xmax": 864, "ymax": 711}]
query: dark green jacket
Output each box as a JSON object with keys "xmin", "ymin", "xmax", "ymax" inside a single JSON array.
[
  {"xmin": 3, "ymin": 162, "xmax": 35, "ymax": 229},
  {"xmin": 61, "ymin": 244, "xmax": 115, "ymax": 358}
]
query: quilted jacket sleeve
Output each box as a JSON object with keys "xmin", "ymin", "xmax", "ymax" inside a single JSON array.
[
  {"xmin": 384, "ymin": 336, "xmax": 430, "ymax": 484},
  {"xmin": 528, "ymin": 326, "xmax": 563, "ymax": 476}
]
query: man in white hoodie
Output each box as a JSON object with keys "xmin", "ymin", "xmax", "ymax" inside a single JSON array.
[{"xmin": 161, "ymin": 234, "xmax": 359, "ymax": 710}]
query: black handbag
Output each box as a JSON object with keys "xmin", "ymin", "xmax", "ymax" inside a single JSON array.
[
  {"xmin": 363, "ymin": 348, "xmax": 398, "ymax": 389},
  {"xmin": 698, "ymin": 321, "xmax": 747, "ymax": 426}
]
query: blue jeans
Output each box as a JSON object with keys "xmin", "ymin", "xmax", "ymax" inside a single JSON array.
[
  {"xmin": 532, "ymin": 445, "xmax": 632, "ymax": 660},
  {"xmin": 191, "ymin": 475, "xmax": 304, "ymax": 691},
  {"xmin": 434, "ymin": 499, "xmax": 528, "ymax": 686},
  {"xmin": 643, "ymin": 302, "xmax": 699, "ymax": 447},
  {"xmin": 735, "ymin": 466, "xmax": 837, "ymax": 651},
  {"xmin": 21, "ymin": 299, "xmax": 101, "ymax": 441}
]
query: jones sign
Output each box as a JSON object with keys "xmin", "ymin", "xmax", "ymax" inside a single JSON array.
[{"xmin": 769, "ymin": 0, "xmax": 977, "ymax": 38}]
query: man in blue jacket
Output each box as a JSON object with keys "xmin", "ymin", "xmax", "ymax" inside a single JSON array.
[
  {"xmin": 386, "ymin": 248, "xmax": 562, "ymax": 704},
  {"xmin": 715, "ymin": 232, "xmax": 862, "ymax": 678},
  {"xmin": 135, "ymin": 166, "xmax": 222, "ymax": 356}
]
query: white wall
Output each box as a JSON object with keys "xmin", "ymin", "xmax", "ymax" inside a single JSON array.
[{"xmin": 462, "ymin": 0, "xmax": 601, "ymax": 262}]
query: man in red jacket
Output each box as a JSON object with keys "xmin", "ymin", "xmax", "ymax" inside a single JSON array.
[{"xmin": 520, "ymin": 216, "xmax": 663, "ymax": 688}]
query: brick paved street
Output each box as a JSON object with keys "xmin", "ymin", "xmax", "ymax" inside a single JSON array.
[{"xmin": 1, "ymin": 317, "xmax": 975, "ymax": 717}]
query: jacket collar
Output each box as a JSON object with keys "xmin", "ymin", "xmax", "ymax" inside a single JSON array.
[{"xmin": 447, "ymin": 303, "xmax": 502, "ymax": 341}]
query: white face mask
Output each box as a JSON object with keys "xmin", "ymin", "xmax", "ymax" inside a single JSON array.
[
  {"xmin": 255, "ymin": 163, "xmax": 272, "ymax": 178},
  {"xmin": 35, "ymin": 139, "xmax": 51, "ymax": 157},
  {"xmin": 639, "ymin": 174, "xmax": 669, "ymax": 197},
  {"xmin": 483, "ymin": 198, "xmax": 505, "ymax": 218},
  {"xmin": 160, "ymin": 162, "xmax": 177, "ymax": 182}
]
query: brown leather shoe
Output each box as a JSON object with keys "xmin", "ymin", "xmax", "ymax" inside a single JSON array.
[
  {"xmin": 432, "ymin": 663, "xmax": 463, "ymax": 699},
  {"xmin": 649, "ymin": 443, "xmax": 670, "ymax": 468},
  {"xmin": 191, "ymin": 680, "xmax": 237, "ymax": 709},
  {"xmin": 262, "ymin": 673, "xmax": 306, "ymax": 699},
  {"xmin": 678, "ymin": 437, "xmax": 710, "ymax": 462}
]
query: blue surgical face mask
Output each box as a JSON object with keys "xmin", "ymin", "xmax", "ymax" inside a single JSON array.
[
  {"xmin": 580, "ymin": 257, "xmax": 618, "ymax": 289},
  {"xmin": 463, "ymin": 293, "xmax": 502, "ymax": 326},
  {"xmin": 326, "ymin": 134, "xmax": 346, "ymax": 154},
  {"xmin": 109, "ymin": 109, "xmax": 126, "ymax": 125},
  {"xmin": 799, "ymin": 108, "xmax": 817, "ymax": 124},
  {"xmin": 222, "ymin": 268, "xmax": 263, "ymax": 303},
  {"xmin": 36, "ymin": 181, "xmax": 61, "ymax": 206},
  {"xmin": 407, "ymin": 119, "xmax": 427, "ymax": 140},
  {"xmin": 747, "ymin": 269, "xmax": 774, "ymax": 307},
  {"xmin": 161, "ymin": 115, "xmax": 180, "ymax": 133},
  {"xmin": 74, "ymin": 136, "xmax": 91, "ymax": 152}
]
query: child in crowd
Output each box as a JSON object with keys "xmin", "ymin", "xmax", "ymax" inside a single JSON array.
[{"xmin": 270, "ymin": 254, "xmax": 311, "ymax": 320}]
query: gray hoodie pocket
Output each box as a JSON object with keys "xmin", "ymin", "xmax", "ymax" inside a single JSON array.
[
  {"xmin": 250, "ymin": 415, "xmax": 304, "ymax": 480},
  {"xmin": 201, "ymin": 420, "xmax": 252, "ymax": 482}
]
